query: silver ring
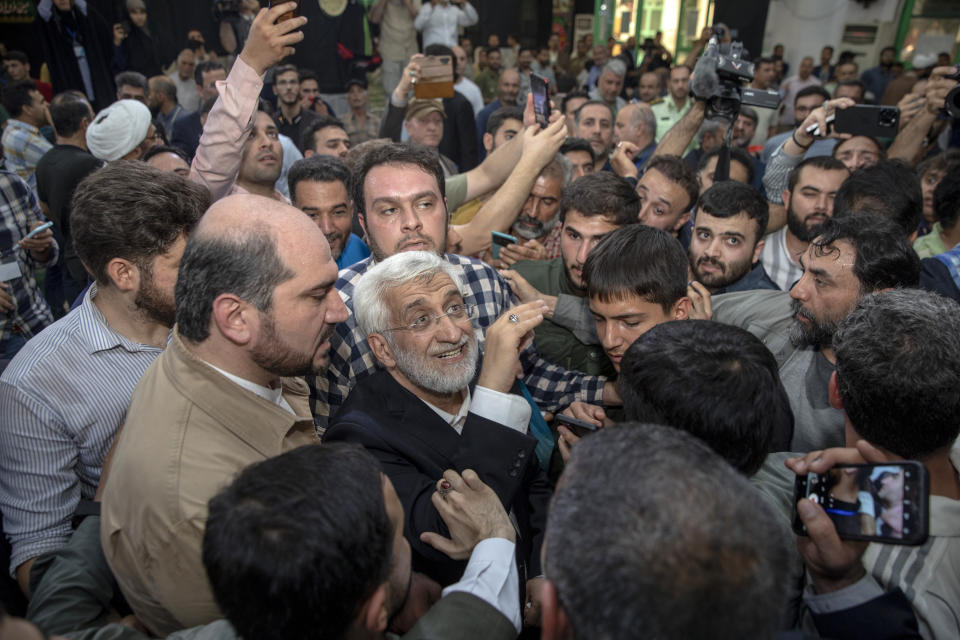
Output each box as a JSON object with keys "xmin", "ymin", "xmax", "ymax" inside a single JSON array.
[
  {"xmin": 409, "ymin": 70, "xmax": 416, "ymax": 77},
  {"xmin": 509, "ymin": 313, "xmax": 520, "ymax": 323}
]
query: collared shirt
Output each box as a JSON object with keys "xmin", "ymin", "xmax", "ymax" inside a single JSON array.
[
  {"xmin": 651, "ymin": 97, "xmax": 692, "ymax": 144},
  {"xmin": 310, "ymin": 253, "xmax": 605, "ymax": 425},
  {"xmin": 0, "ymin": 171, "xmax": 57, "ymax": 344},
  {"xmin": 336, "ymin": 233, "xmax": 371, "ymax": 270},
  {"xmin": 1, "ymin": 119, "xmax": 53, "ymax": 193},
  {"xmin": 205, "ymin": 362, "xmax": 294, "ymax": 414},
  {"xmin": 167, "ymin": 71, "xmax": 201, "ymax": 112},
  {"xmin": 913, "ymin": 223, "xmax": 950, "ymax": 260},
  {"xmin": 274, "ymin": 106, "xmax": 321, "ymax": 154},
  {"xmin": 413, "ymin": 1, "xmax": 478, "ymax": 49},
  {"xmin": 157, "ymin": 104, "xmax": 184, "ymax": 141},
  {"xmin": 424, "ymin": 386, "xmax": 531, "ymax": 435},
  {"xmin": 0, "ymin": 283, "xmax": 164, "ymax": 575},
  {"xmin": 541, "ymin": 223, "xmax": 562, "ymax": 260},
  {"xmin": 455, "ymin": 77, "xmax": 485, "ymax": 115},
  {"xmin": 760, "ymin": 227, "xmax": 802, "ymax": 291},
  {"xmin": 343, "ymin": 109, "xmax": 382, "ymax": 147},
  {"xmin": 474, "ymin": 69, "xmax": 499, "ymax": 102},
  {"xmin": 101, "ymin": 330, "xmax": 318, "ymax": 635}
]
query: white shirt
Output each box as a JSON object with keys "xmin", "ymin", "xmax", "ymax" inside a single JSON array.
[
  {"xmin": 455, "ymin": 77, "xmax": 485, "ymax": 115},
  {"xmin": 205, "ymin": 363, "xmax": 295, "ymax": 415},
  {"xmin": 444, "ymin": 537, "xmax": 522, "ymax": 633},
  {"xmin": 424, "ymin": 386, "xmax": 531, "ymax": 435},
  {"xmin": 413, "ymin": 1, "xmax": 478, "ymax": 49},
  {"xmin": 760, "ymin": 227, "xmax": 803, "ymax": 292},
  {"xmin": 167, "ymin": 71, "xmax": 201, "ymax": 112}
]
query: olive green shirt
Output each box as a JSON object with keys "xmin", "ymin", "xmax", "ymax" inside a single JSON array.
[{"xmin": 512, "ymin": 257, "xmax": 615, "ymax": 377}]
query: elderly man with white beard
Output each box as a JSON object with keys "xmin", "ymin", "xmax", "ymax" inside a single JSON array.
[{"xmin": 324, "ymin": 251, "xmax": 553, "ymax": 628}]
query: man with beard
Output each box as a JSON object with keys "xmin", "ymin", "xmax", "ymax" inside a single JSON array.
[
  {"xmin": 0, "ymin": 162, "xmax": 209, "ymax": 597},
  {"xmin": 760, "ymin": 156, "xmax": 849, "ymax": 291},
  {"xmin": 272, "ymin": 64, "xmax": 321, "ymax": 154},
  {"xmin": 100, "ymin": 194, "xmax": 349, "ymax": 635},
  {"xmin": 713, "ymin": 213, "xmax": 920, "ymax": 452},
  {"xmin": 146, "ymin": 75, "xmax": 200, "ymax": 155},
  {"xmin": 288, "ymin": 155, "xmax": 370, "ymax": 269},
  {"xmin": 475, "ymin": 68, "xmax": 521, "ymax": 161},
  {"xmin": 326, "ymin": 251, "xmax": 552, "ymax": 623},
  {"xmin": 689, "ymin": 181, "xmax": 777, "ymax": 294},
  {"xmin": 573, "ymin": 100, "xmax": 614, "ymax": 171}
]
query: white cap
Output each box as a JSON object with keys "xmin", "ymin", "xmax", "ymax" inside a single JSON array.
[{"xmin": 86, "ymin": 99, "xmax": 152, "ymax": 162}]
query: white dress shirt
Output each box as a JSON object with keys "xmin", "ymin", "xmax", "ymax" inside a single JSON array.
[
  {"xmin": 413, "ymin": 1, "xmax": 478, "ymax": 49},
  {"xmin": 206, "ymin": 363, "xmax": 295, "ymax": 415},
  {"xmin": 444, "ymin": 537, "xmax": 522, "ymax": 633},
  {"xmin": 424, "ymin": 386, "xmax": 532, "ymax": 435}
]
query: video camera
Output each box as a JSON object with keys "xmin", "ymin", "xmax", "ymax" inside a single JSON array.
[
  {"xmin": 213, "ymin": 0, "xmax": 245, "ymax": 21},
  {"xmin": 694, "ymin": 27, "xmax": 780, "ymax": 121},
  {"xmin": 945, "ymin": 66, "xmax": 960, "ymax": 119}
]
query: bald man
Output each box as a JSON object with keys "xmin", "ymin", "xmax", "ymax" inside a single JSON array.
[
  {"xmin": 611, "ymin": 102, "xmax": 657, "ymax": 172},
  {"xmin": 100, "ymin": 194, "xmax": 349, "ymax": 636}
]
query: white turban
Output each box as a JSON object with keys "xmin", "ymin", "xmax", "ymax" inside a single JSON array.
[{"xmin": 86, "ymin": 99, "xmax": 152, "ymax": 162}]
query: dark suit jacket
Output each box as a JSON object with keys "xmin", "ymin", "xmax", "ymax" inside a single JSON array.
[
  {"xmin": 171, "ymin": 110, "xmax": 204, "ymax": 160},
  {"xmin": 325, "ymin": 370, "xmax": 551, "ymax": 588},
  {"xmin": 379, "ymin": 93, "xmax": 478, "ymax": 172}
]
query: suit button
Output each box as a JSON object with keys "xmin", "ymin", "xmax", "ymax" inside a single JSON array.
[
  {"xmin": 517, "ymin": 450, "xmax": 526, "ymax": 459},
  {"xmin": 509, "ymin": 469, "xmax": 519, "ymax": 477}
]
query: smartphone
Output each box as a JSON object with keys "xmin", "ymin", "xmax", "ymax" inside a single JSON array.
[
  {"xmin": 792, "ymin": 462, "xmax": 929, "ymax": 546},
  {"xmin": 530, "ymin": 73, "xmax": 550, "ymax": 129},
  {"xmin": 556, "ymin": 414, "xmax": 599, "ymax": 438},
  {"xmin": 267, "ymin": 0, "xmax": 299, "ymax": 21},
  {"xmin": 834, "ymin": 104, "xmax": 899, "ymax": 138},
  {"xmin": 415, "ymin": 55, "xmax": 455, "ymax": 99},
  {"xmin": 23, "ymin": 221, "xmax": 53, "ymax": 240},
  {"xmin": 490, "ymin": 231, "xmax": 518, "ymax": 260}
]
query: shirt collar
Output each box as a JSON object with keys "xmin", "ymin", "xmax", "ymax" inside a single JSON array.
[
  {"xmin": 76, "ymin": 284, "xmax": 168, "ymax": 355},
  {"xmin": 204, "ymin": 361, "xmax": 289, "ymax": 410},
  {"xmin": 6, "ymin": 119, "xmax": 40, "ymax": 136},
  {"xmin": 422, "ymin": 387, "xmax": 471, "ymax": 434}
]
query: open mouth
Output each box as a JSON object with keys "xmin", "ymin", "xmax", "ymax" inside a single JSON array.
[{"xmin": 436, "ymin": 346, "xmax": 463, "ymax": 359}]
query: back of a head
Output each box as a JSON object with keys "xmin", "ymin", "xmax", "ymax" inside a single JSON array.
[
  {"xmin": 559, "ymin": 171, "xmax": 638, "ymax": 225},
  {"xmin": 833, "ymin": 160, "xmax": 922, "ymax": 237},
  {"xmin": 834, "ymin": 289, "xmax": 960, "ymax": 459},
  {"xmin": 546, "ymin": 425, "xmax": 789, "ymax": 639},
  {"xmin": 49, "ymin": 91, "xmax": 92, "ymax": 138},
  {"xmin": 204, "ymin": 442, "xmax": 392, "ymax": 640},
  {"xmin": 1, "ymin": 79, "xmax": 36, "ymax": 118},
  {"xmin": 619, "ymin": 320, "xmax": 792, "ymax": 475},
  {"xmin": 696, "ymin": 180, "xmax": 768, "ymax": 238},
  {"xmin": 71, "ymin": 161, "xmax": 209, "ymax": 286},
  {"xmin": 809, "ymin": 212, "xmax": 920, "ymax": 292},
  {"xmin": 933, "ymin": 167, "xmax": 960, "ymax": 230},
  {"xmin": 115, "ymin": 70, "xmax": 147, "ymax": 91},
  {"xmin": 583, "ymin": 224, "xmax": 687, "ymax": 312}
]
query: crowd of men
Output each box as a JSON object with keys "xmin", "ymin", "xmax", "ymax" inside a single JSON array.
[{"xmin": 1, "ymin": 1, "xmax": 959, "ymax": 639}]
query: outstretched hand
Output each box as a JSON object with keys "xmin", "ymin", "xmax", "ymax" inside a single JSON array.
[{"xmin": 239, "ymin": 3, "xmax": 307, "ymax": 75}]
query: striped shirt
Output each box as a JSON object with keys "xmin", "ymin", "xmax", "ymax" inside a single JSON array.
[
  {"xmin": 1, "ymin": 119, "xmax": 53, "ymax": 193},
  {"xmin": 861, "ymin": 449, "xmax": 960, "ymax": 639},
  {"xmin": 0, "ymin": 284, "xmax": 164, "ymax": 575},
  {"xmin": 309, "ymin": 253, "xmax": 605, "ymax": 425},
  {"xmin": 0, "ymin": 171, "xmax": 57, "ymax": 343},
  {"xmin": 760, "ymin": 227, "xmax": 800, "ymax": 292}
]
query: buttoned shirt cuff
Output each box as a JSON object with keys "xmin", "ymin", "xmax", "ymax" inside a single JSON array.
[
  {"xmin": 443, "ymin": 537, "xmax": 521, "ymax": 633},
  {"xmin": 803, "ymin": 573, "xmax": 885, "ymax": 614},
  {"xmin": 471, "ymin": 386, "xmax": 531, "ymax": 434}
]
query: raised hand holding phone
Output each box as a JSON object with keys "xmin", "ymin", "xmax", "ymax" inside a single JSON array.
[{"xmin": 239, "ymin": 2, "xmax": 306, "ymax": 75}]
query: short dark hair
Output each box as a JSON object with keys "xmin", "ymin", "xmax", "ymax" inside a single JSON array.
[
  {"xmin": 645, "ymin": 155, "xmax": 700, "ymax": 213},
  {"xmin": 175, "ymin": 223, "xmax": 295, "ymax": 342},
  {"xmin": 620, "ymin": 320, "xmax": 793, "ymax": 475},
  {"xmin": 833, "ymin": 79, "xmax": 865, "ymax": 99},
  {"xmin": 300, "ymin": 115, "xmax": 347, "ymax": 154},
  {"xmin": 546, "ymin": 425, "xmax": 788, "ymax": 639},
  {"xmin": 150, "ymin": 76, "xmax": 178, "ymax": 103},
  {"xmin": 833, "ymin": 160, "xmax": 921, "ymax": 237},
  {"xmin": 832, "ymin": 134, "xmax": 883, "ymax": 160},
  {"xmin": 194, "ymin": 60, "xmax": 225, "ymax": 87},
  {"xmin": 485, "ymin": 106, "xmax": 523, "ymax": 136},
  {"xmin": 559, "ymin": 137, "xmax": 596, "ymax": 164},
  {"xmin": 351, "ymin": 143, "xmax": 446, "ymax": 221},
  {"xmin": 71, "ymin": 162, "xmax": 209, "ymax": 285},
  {"xmin": 141, "ymin": 144, "xmax": 190, "ymax": 165},
  {"xmin": 298, "ymin": 69, "xmax": 319, "ymax": 85},
  {"xmin": 288, "ymin": 155, "xmax": 352, "ymax": 206},
  {"xmin": 808, "ymin": 212, "xmax": 920, "ymax": 293},
  {"xmin": 696, "ymin": 180, "xmax": 768, "ymax": 239},
  {"xmin": 755, "ymin": 56, "xmax": 775, "ymax": 66},
  {"xmin": 933, "ymin": 167, "xmax": 960, "ymax": 230},
  {"xmin": 204, "ymin": 443, "xmax": 393, "ymax": 640},
  {"xmin": 696, "ymin": 146, "xmax": 756, "ymax": 185},
  {"xmin": 273, "ymin": 63, "xmax": 298, "ymax": 80},
  {"xmin": 485, "ymin": 46, "xmax": 501, "ymax": 56},
  {"xmin": 114, "ymin": 70, "xmax": 147, "ymax": 91},
  {"xmin": 916, "ymin": 148, "xmax": 960, "ymax": 182},
  {"xmin": 584, "ymin": 224, "xmax": 687, "ymax": 312},
  {"xmin": 559, "ymin": 172, "xmax": 638, "ymax": 226},
  {"xmin": 573, "ymin": 99, "xmax": 613, "ymax": 125},
  {"xmin": 794, "ymin": 85, "xmax": 831, "ymax": 105},
  {"xmin": 834, "ymin": 289, "xmax": 960, "ymax": 459},
  {"xmin": 49, "ymin": 91, "xmax": 92, "ymax": 138},
  {"xmin": 4, "ymin": 50, "xmax": 28, "ymax": 64},
  {"xmin": 1, "ymin": 79, "xmax": 37, "ymax": 118},
  {"xmin": 786, "ymin": 155, "xmax": 848, "ymax": 192},
  {"xmin": 561, "ymin": 90, "xmax": 589, "ymax": 115}
]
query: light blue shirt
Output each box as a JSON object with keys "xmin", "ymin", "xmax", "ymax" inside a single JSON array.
[{"xmin": 0, "ymin": 284, "xmax": 164, "ymax": 574}]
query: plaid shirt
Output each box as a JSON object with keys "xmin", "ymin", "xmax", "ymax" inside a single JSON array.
[
  {"xmin": 542, "ymin": 224, "xmax": 562, "ymax": 260},
  {"xmin": 343, "ymin": 110, "xmax": 383, "ymax": 147},
  {"xmin": 1, "ymin": 119, "xmax": 53, "ymax": 193},
  {"xmin": 0, "ymin": 171, "xmax": 57, "ymax": 342},
  {"xmin": 309, "ymin": 253, "xmax": 606, "ymax": 425}
]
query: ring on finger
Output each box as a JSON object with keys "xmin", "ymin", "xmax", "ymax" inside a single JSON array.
[{"xmin": 509, "ymin": 313, "xmax": 520, "ymax": 323}]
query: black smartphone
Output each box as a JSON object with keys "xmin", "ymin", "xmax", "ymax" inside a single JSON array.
[
  {"xmin": 267, "ymin": 1, "xmax": 299, "ymax": 22},
  {"xmin": 530, "ymin": 73, "xmax": 550, "ymax": 129},
  {"xmin": 833, "ymin": 104, "xmax": 900, "ymax": 138},
  {"xmin": 792, "ymin": 462, "xmax": 929, "ymax": 546},
  {"xmin": 490, "ymin": 231, "xmax": 518, "ymax": 260},
  {"xmin": 556, "ymin": 414, "xmax": 599, "ymax": 439}
]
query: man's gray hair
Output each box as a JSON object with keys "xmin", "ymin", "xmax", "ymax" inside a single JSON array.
[
  {"xmin": 353, "ymin": 251, "xmax": 468, "ymax": 337},
  {"xmin": 629, "ymin": 104, "xmax": 657, "ymax": 139},
  {"xmin": 602, "ymin": 58, "xmax": 627, "ymax": 79},
  {"xmin": 540, "ymin": 153, "xmax": 574, "ymax": 188},
  {"xmin": 697, "ymin": 118, "xmax": 728, "ymax": 144}
]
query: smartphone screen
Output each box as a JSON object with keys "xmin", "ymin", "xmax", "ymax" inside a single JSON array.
[
  {"xmin": 792, "ymin": 462, "xmax": 929, "ymax": 545},
  {"xmin": 530, "ymin": 73, "xmax": 550, "ymax": 129}
]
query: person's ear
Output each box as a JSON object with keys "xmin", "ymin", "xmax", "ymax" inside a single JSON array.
[
  {"xmin": 672, "ymin": 210, "xmax": 691, "ymax": 233},
  {"xmin": 540, "ymin": 580, "xmax": 573, "ymax": 640},
  {"xmin": 482, "ymin": 132, "xmax": 494, "ymax": 154},
  {"xmin": 672, "ymin": 297, "xmax": 691, "ymax": 320},
  {"xmin": 103, "ymin": 257, "xmax": 141, "ymax": 293},
  {"xmin": 359, "ymin": 583, "xmax": 390, "ymax": 633},
  {"xmin": 368, "ymin": 333, "xmax": 397, "ymax": 368},
  {"xmin": 211, "ymin": 294, "xmax": 255, "ymax": 346},
  {"xmin": 828, "ymin": 370, "xmax": 844, "ymax": 411},
  {"xmin": 781, "ymin": 188, "xmax": 791, "ymax": 210},
  {"xmin": 752, "ymin": 238, "xmax": 765, "ymax": 265}
]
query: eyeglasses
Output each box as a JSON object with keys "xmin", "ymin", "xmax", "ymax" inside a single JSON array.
[{"xmin": 383, "ymin": 303, "xmax": 476, "ymax": 333}]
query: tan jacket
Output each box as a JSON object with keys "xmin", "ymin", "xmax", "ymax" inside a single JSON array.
[{"xmin": 100, "ymin": 330, "xmax": 318, "ymax": 636}]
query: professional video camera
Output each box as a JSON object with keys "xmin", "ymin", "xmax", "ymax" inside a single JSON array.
[
  {"xmin": 692, "ymin": 27, "xmax": 780, "ymax": 121},
  {"xmin": 945, "ymin": 66, "xmax": 960, "ymax": 119},
  {"xmin": 213, "ymin": 0, "xmax": 245, "ymax": 21}
]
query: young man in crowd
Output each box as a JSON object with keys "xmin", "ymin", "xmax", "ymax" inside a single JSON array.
[
  {"xmin": 559, "ymin": 137, "xmax": 596, "ymax": 181},
  {"xmin": 1, "ymin": 80, "xmax": 53, "ymax": 193},
  {"xmin": 301, "ymin": 115, "xmax": 351, "ymax": 160},
  {"xmin": 273, "ymin": 64, "xmax": 322, "ymax": 154}
]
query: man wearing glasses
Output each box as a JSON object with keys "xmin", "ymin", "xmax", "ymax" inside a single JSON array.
[{"xmin": 325, "ymin": 249, "xmax": 551, "ymax": 624}]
